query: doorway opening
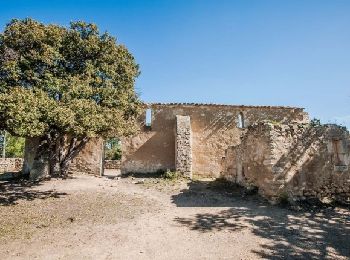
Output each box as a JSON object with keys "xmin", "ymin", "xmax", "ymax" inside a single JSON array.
[{"xmin": 103, "ymin": 137, "xmax": 122, "ymax": 178}]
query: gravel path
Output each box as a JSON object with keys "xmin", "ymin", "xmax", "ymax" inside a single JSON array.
[{"xmin": 0, "ymin": 174, "xmax": 349, "ymax": 259}]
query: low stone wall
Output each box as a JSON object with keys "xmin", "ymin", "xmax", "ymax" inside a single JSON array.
[
  {"xmin": 0, "ymin": 158, "xmax": 23, "ymax": 173},
  {"xmin": 104, "ymin": 160, "xmax": 121, "ymax": 169},
  {"xmin": 222, "ymin": 122, "xmax": 350, "ymax": 204}
]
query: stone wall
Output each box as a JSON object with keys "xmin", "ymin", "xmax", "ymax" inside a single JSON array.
[
  {"xmin": 23, "ymin": 137, "xmax": 104, "ymax": 179},
  {"xmin": 222, "ymin": 122, "xmax": 350, "ymax": 204},
  {"xmin": 121, "ymin": 103, "xmax": 308, "ymax": 177},
  {"xmin": 222, "ymin": 122, "xmax": 274, "ymax": 194},
  {"xmin": 0, "ymin": 158, "xmax": 23, "ymax": 173},
  {"xmin": 21, "ymin": 103, "xmax": 309, "ymax": 180},
  {"xmin": 104, "ymin": 160, "xmax": 121, "ymax": 169},
  {"xmin": 175, "ymin": 115, "xmax": 192, "ymax": 177},
  {"xmin": 69, "ymin": 138, "xmax": 104, "ymax": 175}
]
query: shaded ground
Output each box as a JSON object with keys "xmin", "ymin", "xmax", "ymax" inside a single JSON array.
[{"xmin": 0, "ymin": 174, "xmax": 349, "ymax": 259}]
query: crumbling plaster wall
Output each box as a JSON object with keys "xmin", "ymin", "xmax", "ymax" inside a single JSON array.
[
  {"xmin": 222, "ymin": 123, "xmax": 273, "ymax": 191},
  {"xmin": 23, "ymin": 137, "xmax": 104, "ymax": 179},
  {"xmin": 222, "ymin": 122, "xmax": 350, "ymax": 204},
  {"xmin": 121, "ymin": 103, "xmax": 308, "ymax": 177},
  {"xmin": 69, "ymin": 138, "xmax": 104, "ymax": 175}
]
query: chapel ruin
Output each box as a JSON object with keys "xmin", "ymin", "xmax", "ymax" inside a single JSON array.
[{"xmin": 23, "ymin": 103, "xmax": 350, "ymax": 204}]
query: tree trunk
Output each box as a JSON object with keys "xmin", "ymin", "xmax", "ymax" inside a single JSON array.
[
  {"xmin": 59, "ymin": 136, "xmax": 89, "ymax": 176},
  {"xmin": 49, "ymin": 135, "xmax": 62, "ymax": 176},
  {"xmin": 59, "ymin": 137, "xmax": 89, "ymax": 177}
]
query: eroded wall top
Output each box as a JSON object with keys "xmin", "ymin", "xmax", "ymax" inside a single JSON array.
[{"xmin": 222, "ymin": 121, "xmax": 350, "ymax": 204}]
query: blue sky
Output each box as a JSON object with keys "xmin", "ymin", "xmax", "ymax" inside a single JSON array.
[{"xmin": 1, "ymin": 0, "xmax": 350, "ymax": 128}]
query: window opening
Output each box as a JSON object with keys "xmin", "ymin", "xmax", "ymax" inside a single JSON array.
[
  {"xmin": 146, "ymin": 108, "xmax": 152, "ymax": 127},
  {"xmin": 237, "ymin": 112, "xmax": 244, "ymax": 128}
]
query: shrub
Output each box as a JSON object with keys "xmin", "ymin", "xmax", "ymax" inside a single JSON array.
[
  {"xmin": 104, "ymin": 138, "xmax": 122, "ymax": 160},
  {"xmin": 310, "ymin": 118, "xmax": 321, "ymax": 127},
  {"xmin": 162, "ymin": 170, "xmax": 180, "ymax": 180}
]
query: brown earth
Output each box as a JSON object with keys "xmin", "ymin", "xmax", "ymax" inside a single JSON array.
[{"xmin": 0, "ymin": 173, "xmax": 349, "ymax": 260}]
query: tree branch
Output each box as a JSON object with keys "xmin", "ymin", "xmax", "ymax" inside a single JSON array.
[{"xmin": 60, "ymin": 136, "xmax": 89, "ymax": 175}]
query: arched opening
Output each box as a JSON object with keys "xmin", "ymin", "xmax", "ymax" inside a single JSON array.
[
  {"xmin": 237, "ymin": 112, "xmax": 244, "ymax": 128},
  {"xmin": 145, "ymin": 108, "xmax": 152, "ymax": 127}
]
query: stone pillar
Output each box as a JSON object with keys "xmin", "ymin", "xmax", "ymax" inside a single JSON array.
[{"xmin": 175, "ymin": 115, "xmax": 192, "ymax": 178}]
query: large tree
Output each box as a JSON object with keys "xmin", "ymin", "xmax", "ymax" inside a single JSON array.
[{"xmin": 0, "ymin": 18, "xmax": 141, "ymax": 177}]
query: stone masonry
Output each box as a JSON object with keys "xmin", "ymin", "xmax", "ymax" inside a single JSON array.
[
  {"xmin": 104, "ymin": 160, "xmax": 121, "ymax": 169},
  {"xmin": 0, "ymin": 158, "xmax": 23, "ymax": 173},
  {"xmin": 120, "ymin": 103, "xmax": 308, "ymax": 177},
  {"xmin": 175, "ymin": 115, "xmax": 192, "ymax": 178},
  {"xmin": 21, "ymin": 102, "xmax": 350, "ymax": 204},
  {"xmin": 222, "ymin": 121, "xmax": 350, "ymax": 204}
]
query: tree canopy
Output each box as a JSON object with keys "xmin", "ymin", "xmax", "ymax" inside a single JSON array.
[{"xmin": 0, "ymin": 18, "xmax": 141, "ymax": 177}]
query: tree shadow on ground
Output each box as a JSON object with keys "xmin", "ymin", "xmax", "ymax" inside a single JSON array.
[
  {"xmin": 120, "ymin": 171, "xmax": 165, "ymax": 179},
  {"xmin": 171, "ymin": 179, "xmax": 261, "ymax": 207},
  {"xmin": 0, "ymin": 179, "xmax": 67, "ymax": 206},
  {"xmin": 175, "ymin": 209, "xmax": 248, "ymax": 233},
  {"xmin": 173, "ymin": 180, "xmax": 350, "ymax": 259}
]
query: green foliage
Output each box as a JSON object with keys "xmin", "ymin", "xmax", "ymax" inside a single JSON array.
[
  {"xmin": 104, "ymin": 138, "xmax": 122, "ymax": 160},
  {"xmin": 269, "ymin": 120, "xmax": 281, "ymax": 126},
  {"xmin": 310, "ymin": 118, "xmax": 321, "ymax": 127},
  {"xmin": 5, "ymin": 133, "xmax": 25, "ymax": 158},
  {"xmin": 278, "ymin": 191, "xmax": 290, "ymax": 206},
  {"xmin": 0, "ymin": 18, "xmax": 142, "ymax": 139},
  {"xmin": 162, "ymin": 170, "xmax": 181, "ymax": 180}
]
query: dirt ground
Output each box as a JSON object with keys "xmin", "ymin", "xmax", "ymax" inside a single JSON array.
[{"xmin": 0, "ymin": 173, "xmax": 349, "ymax": 260}]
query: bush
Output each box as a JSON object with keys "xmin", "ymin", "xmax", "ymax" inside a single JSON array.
[
  {"xmin": 4, "ymin": 134, "xmax": 25, "ymax": 158},
  {"xmin": 310, "ymin": 118, "xmax": 321, "ymax": 127},
  {"xmin": 162, "ymin": 170, "xmax": 180, "ymax": 180},
  {"xmin": 278, "ymin": 191, "xmax": 290, "ymax": 206},
  {"xmin": 104, "ymin": 138, "xmax": 122, "ymax": 160}
]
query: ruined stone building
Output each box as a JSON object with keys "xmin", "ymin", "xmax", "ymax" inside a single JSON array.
[
  {"xmin": 221, "ymin": 122, "xmax": 350, "ymax": 203},
  {"xmin": 119, "ymin": 103, "xmax": 308, "ymax": 178},
  {"xmin": 24, "ymin": 102, "xmax": 350, "ymax": 204}
]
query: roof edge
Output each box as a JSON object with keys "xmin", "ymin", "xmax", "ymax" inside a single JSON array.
[{"xmin": 144, "ymin": 102, "xmax": 304, "ymax": 110}]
